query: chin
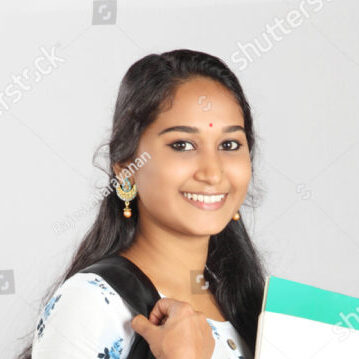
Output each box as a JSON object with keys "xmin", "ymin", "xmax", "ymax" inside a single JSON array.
[{"xmin": 185, "ymin": 219, "xmax": 229, "ymax": 236}]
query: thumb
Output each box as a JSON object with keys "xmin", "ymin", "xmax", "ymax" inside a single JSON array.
[{"xmin": 131, "ymin": 314, "xmax": 157, "ymax": 339}]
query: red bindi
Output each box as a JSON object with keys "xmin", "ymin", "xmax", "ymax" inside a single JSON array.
[{"xmin": 209, "ymin": 123, "xmax": 213, "ymax": 127}]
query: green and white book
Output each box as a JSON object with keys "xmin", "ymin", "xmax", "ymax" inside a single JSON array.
[{"xmin": 254, "ymin": 276, "xmax": 359, "ymax": 358}]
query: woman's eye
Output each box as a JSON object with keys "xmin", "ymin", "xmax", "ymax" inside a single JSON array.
[
  {"xmin": 168, "ymin": 140, "xmax": 242, "ymax": 152},
  {"xmin": 168, "ymin": 141, "xmax": 195, "ymax": 152},
  {"xmin": 219, "ymin": 140, "xmax": 242, "ymax": 151}
]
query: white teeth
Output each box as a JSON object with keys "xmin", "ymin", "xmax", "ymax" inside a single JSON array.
[{"xmin": 182, "ymin": 192, "xmax": 225, "ymax": 203}]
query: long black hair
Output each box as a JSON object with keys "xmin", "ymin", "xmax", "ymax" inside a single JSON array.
[{"xmin": 17, "ymin": 48, "xmax": 267, "ymax": 358}]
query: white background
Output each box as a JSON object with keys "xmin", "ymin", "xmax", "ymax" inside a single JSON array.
[{"xmin": 1, "ymin": 0, "xmax": 358, "ymax": 357}]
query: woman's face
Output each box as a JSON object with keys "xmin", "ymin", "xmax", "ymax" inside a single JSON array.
[{"xmin": 121, "ymin": 76, "xmax": 251, "ymax": 236}]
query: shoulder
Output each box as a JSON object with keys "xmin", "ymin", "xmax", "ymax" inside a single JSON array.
[{"xmin": 32, "ymin": 272, "xmax": 136, "ymax": 359}]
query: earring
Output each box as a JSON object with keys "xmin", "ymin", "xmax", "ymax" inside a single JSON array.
[
  {"xmin": 232, "ymin": 210, "xmax": 240, "ymax": 221},
  {"xmin": 115, "ymin": 177, "xmax": 137, "ymax": 218}
]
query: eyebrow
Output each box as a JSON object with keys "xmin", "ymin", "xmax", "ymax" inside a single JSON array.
[{"xmin": 158, "ymin": 125, "xmax": 245, "ymax": 136}]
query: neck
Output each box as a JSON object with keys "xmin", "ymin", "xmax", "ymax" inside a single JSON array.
[{"xmin": 119, "ymin": 220, "xmax": 210, "ymax": 297}]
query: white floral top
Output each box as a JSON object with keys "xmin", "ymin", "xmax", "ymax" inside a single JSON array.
[{"xmin": 31, "ymin": 272, "xmax": 250, "ymax": 358}]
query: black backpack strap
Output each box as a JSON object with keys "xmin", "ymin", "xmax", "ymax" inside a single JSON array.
[{"xmin": 78, "ymin": 254, "xmax": 161, "ymax": 359}]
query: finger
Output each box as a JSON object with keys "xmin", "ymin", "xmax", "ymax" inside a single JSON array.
[
  {"xmin": 149, "ymin": 298, "xmax": 181, "ymax": 324},
  {"xmin": 149, "ymin": 298, "xmax": 172, "ymax": 325},
  {"xmin": 149, "ymin": 310, "xmax": 163, "ymax": 325},
  {"xmin": 131, "ymin": 314, "xmax": 159, "ymax": 342}
]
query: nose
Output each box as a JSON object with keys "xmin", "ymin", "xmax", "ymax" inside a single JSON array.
[{"xmin": 193, "ymin": 148, "xmax": 223, "ymax": 185}]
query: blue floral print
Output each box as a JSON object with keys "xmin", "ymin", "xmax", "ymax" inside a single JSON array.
[
  {"xmin": 97, "ymin": 336, "xmax": 124, "ymax": 358},
  {"xmin": 44, "ymin": 294, "xmax": 62, "ymax": 320},
  {"xmin": 36, "ymin": 318, "xmax": 45, "ymax": 339},
  {"xmin": 32, "ymin": 273, "xmax": 246, "ymax": 358},
  {"xmin": 87, "ymin": 276, "xmax": 116, "ymax": 304},
  {"xmin": 36, "ymin": 293, "xmax": 62, "ymax": 339},
  {"xmin": 207, "ymin": 319, "xmax": 220, "ymax": 340}
]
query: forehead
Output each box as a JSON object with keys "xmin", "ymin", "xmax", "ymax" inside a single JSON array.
[{"xmin": 155, "ymin": 76, "xmax": 244, "ymax": 127}]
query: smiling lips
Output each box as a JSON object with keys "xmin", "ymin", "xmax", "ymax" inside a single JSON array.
[{"xmin": 180, "ymin": 191, "xmax": 227, "ymax": 210}]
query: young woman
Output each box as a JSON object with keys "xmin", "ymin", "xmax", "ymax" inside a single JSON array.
[{"xmin": 18, "ymin": 49, "xmax": 266, "ymax": 359}]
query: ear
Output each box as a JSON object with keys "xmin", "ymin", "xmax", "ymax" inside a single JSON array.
[
  {"xmin": 112, "ymin": 162, "xmax": 135, "ymax": 185},
  {"xmin": 112, "ymin": 162, "xmax": 123, "ymax": 177}
]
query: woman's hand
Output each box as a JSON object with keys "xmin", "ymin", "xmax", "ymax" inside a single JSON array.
[{"xmin": 131, "ymin": 298, "xmax": 215, "ymax": 359}]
